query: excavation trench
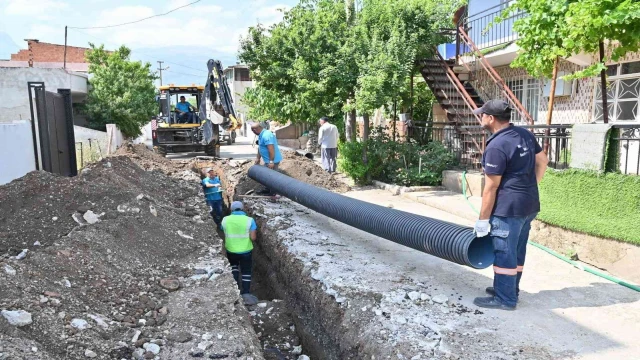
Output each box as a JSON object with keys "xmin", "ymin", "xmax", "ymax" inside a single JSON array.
[
  {"xmin": 213, "ymin": 168, "xmax": 362, "ymax": 360},
  {"xmin": 242, "ymin": 204, "xmax": 369, "ymax": 360}
]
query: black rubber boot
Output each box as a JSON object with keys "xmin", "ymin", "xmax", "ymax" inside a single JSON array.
[
  {"xmin": 486, "ymin": 287, "xmax": 520, "ymax": 298},
  {"xmin": 473, "ymin": 296, "xmax": 516, "ymax": 311}
]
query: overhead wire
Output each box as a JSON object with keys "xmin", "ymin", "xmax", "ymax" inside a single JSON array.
[{"xmin": 68, "ymin": 0, "xmax": 202, "ymax": 29}]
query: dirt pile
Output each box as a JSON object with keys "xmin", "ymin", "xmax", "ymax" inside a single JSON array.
[
  {"xmin": 229, "ymin": 150, "xmax": 350, "ymax": 196},
  {"xmin": 0, "ymin": 156, "xmax": 262, "ymax": 359}
]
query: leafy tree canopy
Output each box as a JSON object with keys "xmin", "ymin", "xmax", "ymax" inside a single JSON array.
[
  {"xmin": 239, "ymin": 0, "xmax": 458, "ymax": 126},
  {"xmin": 85, "ymin": 44, "xmax": 158, "ymax": 137}
]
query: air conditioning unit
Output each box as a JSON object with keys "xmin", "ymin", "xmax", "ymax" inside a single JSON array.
[{"xmin": 543, "ymin": 71, "xmax": 576, "ymax": 97}]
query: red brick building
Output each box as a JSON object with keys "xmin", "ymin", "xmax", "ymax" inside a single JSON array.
[{"xmin": 11, "ymin": 39, "xmax": 90, "ymax": 63}]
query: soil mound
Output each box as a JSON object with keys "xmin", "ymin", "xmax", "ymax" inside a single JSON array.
[{"xmin": 0, "ymin": 157, "xmax": 260, "ymax": 359}]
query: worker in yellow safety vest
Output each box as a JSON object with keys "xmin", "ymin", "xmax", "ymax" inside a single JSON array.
[{"xmin": 221, "ymin": 201, "xmax": 258, "ymax": 304}]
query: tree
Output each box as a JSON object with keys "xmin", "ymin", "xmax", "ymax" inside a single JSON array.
[
  {"xmin": 239, "ymin": 0, "xmax": 355, "ymax": 127},
  {"xmin": 85, "ymin": 44, "xmax": 158, "ymax": 138}
]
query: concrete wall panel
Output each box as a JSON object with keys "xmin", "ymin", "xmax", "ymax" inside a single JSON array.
[{"xmin": 0, "ymin": 120, "xmax": 36, "ymax": 185}]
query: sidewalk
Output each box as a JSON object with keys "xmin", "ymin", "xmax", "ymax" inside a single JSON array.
[
  {"xmin": 401, "ymin": 188, "xmax": 481, "ymax": 222},
  {"xmin": 338, "ymin": 187, "xmax": 640, "ymax": 360}
]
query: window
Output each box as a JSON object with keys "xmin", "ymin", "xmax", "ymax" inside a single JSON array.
[
  {"xmin": 594, "ymin": 61, "xmax": 640, "ymax": 121},
  {"xmin": 235, "ymin": 68, "xmax": 251, "ymax": 81},
  {"xmin": 507, "ymin": 78, "xmax": 540, "ymax": 123}
]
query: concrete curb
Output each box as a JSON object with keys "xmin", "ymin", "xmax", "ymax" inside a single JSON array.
[
  {"xmin": 371, "ymin": 180, "xmax": 444, "ymax": 196},
  {"xmin": 401, "ymin": 191, "xmax": 479, "ymax": 222}
]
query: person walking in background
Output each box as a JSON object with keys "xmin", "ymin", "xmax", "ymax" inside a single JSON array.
[
  {"xmin": 202, "ymin": 168, "xmax": 224, "ymax": 230},
  {"xmin": 221, "ymin": 201, "xmax": 259, "ymax": 305},
  {"xmin": 471, "ymin": 100, "xmax": 549, "ymax": 311},
  {"xmin": 318, "ymin": 116, "xmax": 339, "ymax": 173}
]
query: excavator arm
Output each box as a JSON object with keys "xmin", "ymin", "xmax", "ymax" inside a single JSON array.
[{"xmin": 199, "ymin": 59, "xmax": 241, "ymax": 131}]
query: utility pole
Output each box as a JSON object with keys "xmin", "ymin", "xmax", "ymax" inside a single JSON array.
[
  {"xmin": 157, "ymin": 61, "xmax": 169, "ymax": 86},
  {"xmin": 63, "ymin": 26, "xmax": 67, "ymax": 69}
]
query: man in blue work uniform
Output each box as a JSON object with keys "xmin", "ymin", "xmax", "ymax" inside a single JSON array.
[
  {"xmin": 472, "ymin": 100, "xmax": 549, "ymax": 310},
  {"xmin": 221, "ymin": 201, "xmax": 259, "ymax": 305},
  {"xmin": 251, "ymin": 122, "xmax": 283, "ymax": 195},
  {"xmin": 202, "ymin": 168, "xmax": 224, "ymax": 229},
  {"xmin": 176, "ymin": 96, "xmax": 195, "ymax": 123}
]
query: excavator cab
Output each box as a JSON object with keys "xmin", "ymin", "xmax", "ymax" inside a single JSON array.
[{"xmin": 157, "ymin": 85, "xmax": 203, "ymax": 125}]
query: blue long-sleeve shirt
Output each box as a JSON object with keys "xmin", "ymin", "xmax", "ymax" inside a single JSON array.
[{"xmin": 202, "ymin": 176, "xmax": 223, "ymax": 201}]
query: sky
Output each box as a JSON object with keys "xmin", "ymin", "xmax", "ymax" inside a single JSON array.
[{"xmin": 0, "ymin": 0, "xmax": 298, "ymax": 85}]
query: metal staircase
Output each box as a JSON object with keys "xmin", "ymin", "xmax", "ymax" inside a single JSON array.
[
  {"xmin": 418, "ymin": 4, "xmax": 535, "ymax": 168},
  {"xmin": 419, "ymin": 51, "xmax": 487, "ymax": 168}
]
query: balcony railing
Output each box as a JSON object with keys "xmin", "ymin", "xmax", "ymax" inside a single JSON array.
[{"xmin": 456, "ymin": 2, "xmax": 526, "ymax": 58}]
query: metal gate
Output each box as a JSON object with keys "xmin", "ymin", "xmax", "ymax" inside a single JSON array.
[{"xmin": 28, "ymin": 82, "xmax": 78, "ymax": 177}]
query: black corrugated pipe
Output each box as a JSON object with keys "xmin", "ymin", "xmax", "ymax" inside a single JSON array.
[{"xmin": 248, "ymin": 166, "xmax": 494, "ymax": 269}]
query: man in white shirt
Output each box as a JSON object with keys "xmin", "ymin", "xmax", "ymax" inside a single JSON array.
[{"xmin": 318, "ymin": 116, "xmax": 339, "ymax": 173}]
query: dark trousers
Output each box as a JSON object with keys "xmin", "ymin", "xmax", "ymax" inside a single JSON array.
[
  {"xmin": 227, "ymin": 251, "xmax": 252, "ymax": 294},
  {"xmin": 321, "ymin": 147, "xmax": 337, "ymax": 173},
  {"xmin": 206, "ymin": 200, "xmax": 223, "ymax": 226},
  {"xmin": 490, "ymin": 212, "xmax": 538, "ymax": 307},
  {"xmin": 177, "ymin": 112, "xmax": 194, "ymax": 123}
]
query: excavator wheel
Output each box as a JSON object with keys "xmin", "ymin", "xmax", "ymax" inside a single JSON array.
[
  {"xmin": 205, "ymin": 141, "xmax": 220, "ymax": 157},
  {"xmin": 154, "ymin": 146, "xmax": 167, "ymax": 157}
]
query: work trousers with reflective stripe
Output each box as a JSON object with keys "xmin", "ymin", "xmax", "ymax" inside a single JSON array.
[
  {"xmin": 227, "ymin": 251, "xmax": 252, "ymax": 294},
  {"xmin": 490, "ymin": 212, "xmax": 538, "ymax": 307}
]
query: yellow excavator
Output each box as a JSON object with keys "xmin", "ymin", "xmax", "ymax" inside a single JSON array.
[{"xmin": 151, "ymin": 59, "xmax": 242, "ymax": 157}]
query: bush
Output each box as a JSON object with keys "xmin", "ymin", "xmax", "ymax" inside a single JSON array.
[
  {"xmin": 538, "ymin": 169, "xmax": 640, "ymax": 245},
  {"xmin": 338, "ymin": 127, "xmax": 456, "ymax": 186}
]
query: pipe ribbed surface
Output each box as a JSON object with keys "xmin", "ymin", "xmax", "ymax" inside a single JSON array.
[{"xmin": 248, "ymin": 166, "xmax": 494, "ymax": 269}]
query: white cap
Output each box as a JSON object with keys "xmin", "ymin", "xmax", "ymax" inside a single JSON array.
[{"xmin": 205, "ymin": 167, "xmax": 214, "ymax": 173}]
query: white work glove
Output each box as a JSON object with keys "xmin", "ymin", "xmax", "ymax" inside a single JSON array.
[{"xmin": 474, "ymin": 220, "xmax": 491, "ymax": 238}]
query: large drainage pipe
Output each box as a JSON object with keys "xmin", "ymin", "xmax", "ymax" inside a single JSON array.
[{"xmin": 248, "ymin": 166, "xmax": 494, "ymax": 269}]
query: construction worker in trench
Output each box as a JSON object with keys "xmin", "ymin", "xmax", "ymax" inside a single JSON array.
[
  {"xmin": 202, "ymin": 168, "xmax": 224, "ymax": 230},
  {"xmin": 472, "ymin": 100, "xmax": 549, "ymax": 310},
  {"xmin": 221, "ymin": 201, "xmax": 259, "ymax": 304}
]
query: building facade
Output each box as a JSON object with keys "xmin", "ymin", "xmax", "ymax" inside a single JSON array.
[
  {"xmin": 223, "ymin": 65, "xmax": 254, "ymax": 135},
  {"xmin": 457, "ymin": 0, "xmax": 640, "ymax": 125}
]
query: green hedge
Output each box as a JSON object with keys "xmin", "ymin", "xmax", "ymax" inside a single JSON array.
[{"xmin": 538, "ymin": 169, "xmax": 640, "ymax": 245}]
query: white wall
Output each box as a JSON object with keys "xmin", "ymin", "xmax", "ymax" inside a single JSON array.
[
  {"xmin": 0, "ymin": 67, "xmax": 88, "ymax": 124},
  {"xmin": 0, "ymin": 120, "xmax": 36, "ymax": 185},
  {"xmin": 231, "ymin": 80, "xmax": 254, "ymax": 115},
  {"xmin": 74, "ymin": 125, "xmax": 108, "ymax": 163}
]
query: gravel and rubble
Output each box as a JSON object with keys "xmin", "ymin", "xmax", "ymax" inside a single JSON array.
[
  {"xmin": 0, "ymin": 151, "xmax": 263, "ymax": 360},
  {"xmin": 239, "ymin": 199, "xmax": 564, "ymax": 360}
]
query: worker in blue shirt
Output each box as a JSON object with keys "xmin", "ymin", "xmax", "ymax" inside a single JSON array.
[
  {"xmin": 176, "ymin": 96, "xmax": 195, "ymax": 123},
  {"xmin": 251, "ymin": 122, "xmax": 283, "ymax": 195},
  {"xmin": 472, "ymin": 100, "xmax": 549, "ymax": 311},
  {"xmin": 202, "ymin": 168, "xmax": 224, "ymax": 229}
]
